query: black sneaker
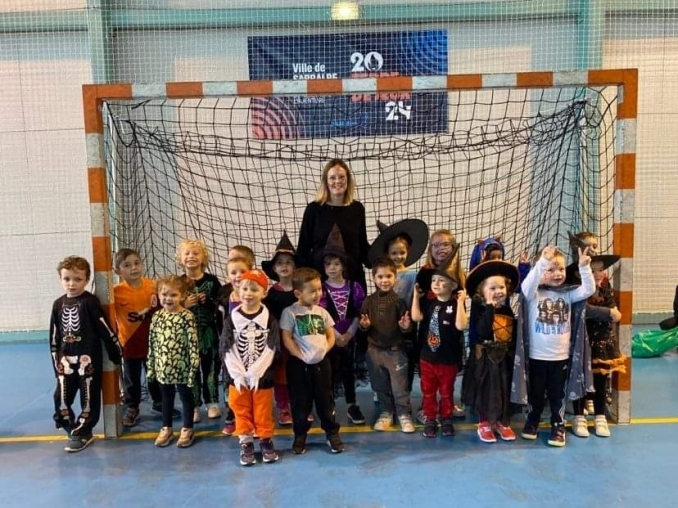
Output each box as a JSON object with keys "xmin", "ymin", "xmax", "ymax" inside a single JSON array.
[
  {"xmin": 347, "ymin": 404, "xmax": 366, "ymax": 424},
  {"xmin": 422, "ymin": 421, "xmax": 438, "ymax": 438},
  {"xmin": 64, "ymin": 433, "xmax": 94, "ymax": 453},
  {"xmin": 326, "ymin": 433, "xmax": 345, "ymax": 454},
  {"xmin": 547, "ymin": 425, "xmax": 566, "ymax": 447},
  {"xmin": 521, "ymin": 421, "xmax": 538, "ymax": 440},
  {"xmin": 292, "ymin": 434, "xmax": 307, "ymax": 455},
  {"xmin": 441, "ymin": 420, "xmax": 455, "ymax": 437},
  {"xmin": 239, "ymin": 442, "xmax": 256, "ymax": 466},
  {"xmin": 260, "ymin": 438, "xmax": 279, "ymax": 463},
  {"xmin": 151, "ymin": 403, "xmax": 181, "ymax": 420}
]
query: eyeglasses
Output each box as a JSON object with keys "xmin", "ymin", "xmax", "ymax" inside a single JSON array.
[{"xmin": 432, "ymin": 242, "xmax": 453, "ymax": 249}]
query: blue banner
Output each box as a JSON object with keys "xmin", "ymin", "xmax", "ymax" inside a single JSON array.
[{"xmin": 248, "ymin": 31, "xmax": 448, "ymax": 139}]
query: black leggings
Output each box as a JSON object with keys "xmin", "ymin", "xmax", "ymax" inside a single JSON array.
[
  {"xmin": 573, "ymin": 373, "xmax": 608, "ymax": 416},
  {"xmin": 329, "ymin": 341, "xmax": 357, "ymax": 404},
  {"xmin": 160, "ymin": 383, "xmax": 195, "ymax": 429}
]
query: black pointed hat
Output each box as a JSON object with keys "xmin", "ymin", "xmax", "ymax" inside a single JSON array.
[
  {"xmin": 322, "ymin": 224, "xmax": 347, "ymax": 261},
  {"xmin": 367, "ymin": 218, "xmax": 429, "ymax": 267},
  {"xmin": 589, "ymin": 254, "xmax": 621, "ymax": 271},
  {"xmin": 261, "ymin": 231, "xmax": 297, "ymax": 281},
  {"xmin": 465, "ymin": 260, "xmax": 520, "ymax": 297},
  {"xmin": 415, "ymin": 243, "xmax": 460, "ymax": 294},
  {"xmin": 568, "ymin": 231, "xmax": 590, "ymax": 264}
]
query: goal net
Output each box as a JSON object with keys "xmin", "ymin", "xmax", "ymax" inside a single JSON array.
[{"xmin": 101, "ymin": 81, "xmax": 618, "ymax": 278}]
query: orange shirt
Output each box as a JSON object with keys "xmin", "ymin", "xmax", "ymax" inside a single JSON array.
[{"xmin": 114, "ymin": 278, "xmax": 156, "ymax": 359}]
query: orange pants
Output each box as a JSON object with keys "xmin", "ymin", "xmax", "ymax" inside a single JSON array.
[{"xmin": 228, "ymin": 385, "xmax": 275, "ymax": 439}]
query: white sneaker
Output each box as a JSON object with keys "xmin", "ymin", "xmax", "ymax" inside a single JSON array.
[
  {"xmin": 374, "ymin": 412, "xmax": 393, "ymax": 431},
  {"xmin": 572, "ymin": 415, "xmax": 590, "ymax": 438},
  {"xmin": 207, "ymin": 403, "xmax": 222, "ymax": 419},
  {"xmin": 398, "ymin": 415, "xmax": 416, "ymax": 433},
  {"xmin": 584, "ymin": 399, "xmax": 595, "ymax": 416},
  {"xmin": 193, "ymin": 407, "xmax": 202, "ymax": 423},
  {"xmin": 595, "ymin": 415, "xmax": 611, "ymax": 437}
]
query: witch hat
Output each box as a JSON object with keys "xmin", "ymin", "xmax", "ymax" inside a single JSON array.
[
  {"xmin": 261, "ymin": 231, "xmax": 297, "ymax": 281},
  {"xmin": 367, "ymin": 218, "xmax": 429, "ymax": 267},
  {"xmin": 415, "ymin": 244, "xmax": 460, "ymax": 294},
  {"xmin": 466, "ymin": 260, "xmax": 520, "ymax": 297},
  {"xmin": 322, "ymin": 224, "xmax": 347, "ymax": 261}
]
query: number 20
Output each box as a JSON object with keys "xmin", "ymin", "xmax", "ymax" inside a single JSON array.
[{"xmin": 350, "ymin": 51, "xmax": 384, "ymax": 72}]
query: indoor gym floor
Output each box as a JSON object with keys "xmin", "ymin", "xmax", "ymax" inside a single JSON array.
[{"xmin": 0, "ymin": 334, "xmax": 676, "ymax": 507}]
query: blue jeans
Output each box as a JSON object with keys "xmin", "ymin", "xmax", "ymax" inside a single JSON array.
[{"xmin": 366, "ymin": 345, "xmax": 411, "ymax": 417}]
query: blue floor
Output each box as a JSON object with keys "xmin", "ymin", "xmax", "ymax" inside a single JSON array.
[{"xmin": 1, "ymin": 341, "xmax": 677, "ymax": 507}]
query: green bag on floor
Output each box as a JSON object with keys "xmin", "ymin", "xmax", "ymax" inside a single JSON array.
[{"xmin": 631, "ymin": 328, "xmax": 678, "ymax": 358}]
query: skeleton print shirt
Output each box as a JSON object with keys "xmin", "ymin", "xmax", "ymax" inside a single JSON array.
[
  {"xmin": 49, "ymin": 292, "xmax": 121, "ymax": 371},
  {"xmin": 220, "ymin": 305, "xmax": 280, "ymax": 391}
]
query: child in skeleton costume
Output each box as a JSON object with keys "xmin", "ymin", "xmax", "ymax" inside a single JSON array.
[
  {"xmin": 148, "ymin": 275, "xmax": 200, "ymax": 448},
  {"xmin": 177, "ymin": 239, "xmax": 223, "ymax": 423},
  {"xmin": 461, "ymin": 261, "xmax": 520, "ymax": 444},
  {"xmin": 513, "ymin": 245, "xmax": 595, "ymax": 447},
  {"xmin": 220, "ymin": 269, "xmax": 281, "ymax": 466},
  {"xmin": 216, "ymin": 253, "xmax": 254, "ymax": 436},
  {"xmin": 50, "ymin": 256, "xmax": 122, "ymax": 453}
]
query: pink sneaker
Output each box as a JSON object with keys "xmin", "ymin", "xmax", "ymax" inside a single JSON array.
[
  {"xmin": 495, "ymin": 422, "xmax": 516, "ymax": 441},
  {"xmin": 221, "ymin": 422, "xmax": 235, "ymax": 436},
  {"xmin": 477, "ymin": 421, "xmax": 497, "ymax": 443},
  {"xmin": 278, "ymin": 409, "xmax": 293, "ymax": 426}
]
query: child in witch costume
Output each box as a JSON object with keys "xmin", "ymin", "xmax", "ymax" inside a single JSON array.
[
  {"xmin": 262, "ymin": 232, "xmax": 299, "ymax": 426},
  {"xmin": 411, "ymin": 255, "xmax": 468, "ymax": 437},
  {"xmin": 318, "ymin": 224, "xmax": 366, "ymax": 424},
  {"xmin": 512, "ymin": 244, "xmax": 595, "ymax": 447},
  {"xmin": 571, "ymin": 253, "xmax": 626, "ymax": 438},
  {"xmin": 368, "ymin": 219, "xmax": 429, "ymax": 392},
  {"xmin": 220, "ymin": 269, "xmax": 281, "ymax": 466},
  {"xmin": 462, "ymin": 261, "xmax": 520, "ymax": 443}
]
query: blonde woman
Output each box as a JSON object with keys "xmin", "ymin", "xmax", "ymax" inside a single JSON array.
[{"xmin": 297, "ymin": 158, "xmax": 370, "ymax": 289}]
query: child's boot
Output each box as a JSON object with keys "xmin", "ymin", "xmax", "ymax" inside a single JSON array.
[
  {"xmin": 572, "ymin": 415, "xmax": 590, "ymax": 438},
  {"xmin": 595, "ymin": 415, "xmax": 611, "ymax": 437}
]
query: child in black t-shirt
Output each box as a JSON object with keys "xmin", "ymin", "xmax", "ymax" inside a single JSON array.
[{"xmin": 411, "ymin": 264, "xmax": 467, "ymax": 437}]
